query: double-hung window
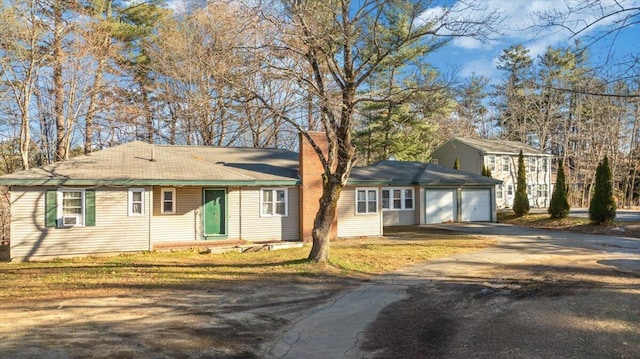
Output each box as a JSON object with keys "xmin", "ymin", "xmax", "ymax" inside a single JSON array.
[
  {"xmin": 128, "ymin": 188, "xmax": 145, "ymax": 216},
  {"xmin": 60, "ymin": 189, "xmax": 85, "ymax": 226},
  {"xmin": 502, "ymin": 156, "xmax": 510, "ymax": 172},
  {"xmin": 487, "ymin": 155, "xmax": 496, "ymax": 171},
  {"xmin": 356, "ymin": 188, "xmax": 377, "ymax": 214},
  {"xmin": 529, "ymin": 157, "xmax": 537, "ymax": 173},
  {"xmin": 496, "ymin": 184, "xmax": 503, "ymax": 199},
  {"xmin": 261, "ymin": 188, "xmax": 287, "ymax": 216},
  {"xmin": 381, "ymin": 188, "xmax": 414, "ymax": 210},
  {"xmin": 161, "ymin": 188, "xmax": 176, "ymax": 214},
  {"xmin": 45, "ymin": 189, "xmax": 95, "ymax": 227},
  {"xmin": 537, "ymin": 184, "xmax": 548, "ymax": 198}
]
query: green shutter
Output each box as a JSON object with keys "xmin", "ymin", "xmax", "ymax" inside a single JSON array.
[
  {"xmin": 45, "ymin": 190, "xmax": 57, "ymax": 227},
  {"xmin": 85, "ymin": 190, "xmax": 96, "ymax": 226}
]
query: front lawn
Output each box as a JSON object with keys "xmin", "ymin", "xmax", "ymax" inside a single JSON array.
[{"xmin": 0, "ymin": 228, "xmax": 493, "ymax": 302}]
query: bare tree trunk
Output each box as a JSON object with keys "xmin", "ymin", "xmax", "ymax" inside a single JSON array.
[
  {"xmin": 19, "ymin": 111, "xmax": 30, "ymax": 170},
  {"xmin": 140, "ymin": 83, "xmax": 154, "ymax": 144},
  {"xmin": 85, "ymin": 59, "xmax": 103, "ymax": 154},
  {"xmin": 53, "ymin": 2, "xmax": 67, "ymax": 161},
  {"xmin": 308, "ymin": 174, "xmax": 343, "ymax": 261}
]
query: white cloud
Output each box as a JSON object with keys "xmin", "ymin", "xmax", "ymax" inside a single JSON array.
[{"xmin": 460, "ymin": 57, "xmax": 500, "ymax": 79}]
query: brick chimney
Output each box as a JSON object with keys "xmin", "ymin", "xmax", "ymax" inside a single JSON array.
[{"xmin": 299, "ymin": 131, "xmax": 337, "ymax": 242}]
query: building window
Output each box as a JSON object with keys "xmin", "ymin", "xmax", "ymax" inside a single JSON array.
[
  {"xmin": 356, "ymin": 188, "xmax": 377, "ymax": 214},
  {"xmin": 542, "ymin": 158, "xmax": 548, "ymax": 172},
  {"xmin": 502, "ymin": 156, "xmax": 510, "ymax": 172},
  {"xmin": 507, "ymin": 184, "xmax": 514, "ymax": 196},
  {"xmin": 128, "ymin": 188, "xmax": 145, "ymax": 216},
  {"xmin": 529, "ymin": 157, "xmax": 537, "ymax": 173},
  {"xmin": 59, "ymin": 189, "xmax": 85, "ymax": 226},
  {"xmin": 161, "ymin": 188, "xmax": 176, "ymax": 214},
  {"xmin": 487, "ymin": 155, "xmax": 496, "ymax": 171},
  {"xmin": 381, "ymin": 188, "xmax": 414, "ymax": 210},
  {"xmin": 261, "ymin": 188, "xmax": 288, "ymax": 216},
  {"xmin": 527, "ymin": 184, "xmax": 533, "ymax": 196},
  {"xmin": 537, "ymin": 184, "xmax": 548, "ymax": 198},
  {"xmin": 496, "ymin": 184, "xmax": 503, "ymax": 199}
]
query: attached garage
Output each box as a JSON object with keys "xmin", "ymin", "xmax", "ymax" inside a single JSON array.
[
  {"xmin": 425, "ymin": 189, "xmax": 457, "ymax": 224},
  {"xmin": 348, "ymin": 160, "xmax": 502, "ymax": 228},
  {"xmin": 461, "ymin": 189, "xmax": 492, "ymax": 222}
]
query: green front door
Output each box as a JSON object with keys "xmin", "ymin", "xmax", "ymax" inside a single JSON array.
[{"xmin": 203, "ymin": 189, "xmax": 226, "ymax": 237}]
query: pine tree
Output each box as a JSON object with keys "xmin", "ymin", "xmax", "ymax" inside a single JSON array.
[
  {"xmin": 481, "ymin": 164, "xmax": 487, "ymax": 176},
  {"xmin": 513, "ymin": 150, "xmax": 530, "ymax": 216},
  {"xmin": 486, "ymin": 167, "xmax": 492, "ymax": 178},
  {"xmin": 548, "ymin": 161, "xmax": 570, "ymax": 218},
  {"xmin": 589, "ymin": 156, "xmax": 616, "ymax": 224},
  {"xmin": 454, "ymin": 158, "xmax": 460, "ymax": 170}
]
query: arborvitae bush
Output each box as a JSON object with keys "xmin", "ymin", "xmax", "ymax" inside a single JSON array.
[
  {"xmin": 548, "ymin": 162, "xmax": 570, "ymax": 219},
  {"xmin": 513, "ymin": 150, "xmax": 530, "ymax": 217},
  {"xmin": 589, "ymin": 156, "xmax": 616, "ymax": 224},
  {"xmin": 454, "ymin": 158, "xmax": 460, "ymax": 170}
]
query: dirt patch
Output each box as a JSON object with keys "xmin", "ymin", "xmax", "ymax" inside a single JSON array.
[
  {"xmin": 0, "ymin": 275, "xmax": 363, "ymax": 359},
  {"xmin": 361, "ymin": 255, "xmax": 640, "ymax": 359}
]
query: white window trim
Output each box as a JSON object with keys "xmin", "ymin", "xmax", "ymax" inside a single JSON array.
[
  {"xmin": 487, "ymin": 155, "xmax": 496, "ymax": 171},
  {"xmin": 355, "ymin": 188, "xmax": 378, "ymax": 215},
  {"xmin": 382, "ymin": 187, "xmax": 414, "ymax": 211},
  {"xmin": 260, "ymin": 188, "xmax": 288, "ymax": 217},
  {"xmin": 537, "ymin": 184, "xmax": 549, "ymax": 198},
  {"xmin": 161, "ymin": 188, "xmax": 176, "ymax": 214},
  {"xmin": 502, "ymin": 156, "xmax": 510, "ymax": 172},
  {"xmin": 128, "ymin": 188, "xmax": 145, "ymax": 216},
  {"xmin": 57, "ymin": 188, "xmax": 85, "ymax": 227},
  {"xmin": 529, "ymin": 157, "xmax": 537, "ymax": 173}
]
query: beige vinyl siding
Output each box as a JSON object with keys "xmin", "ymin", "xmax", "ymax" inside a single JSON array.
[
  {"xmin": 226, "ymin": 187, "xmax": 240, "ymax": 240},
  {"xmin": 10, "ymin": 186, "xmax": 150, "ymax": 261},
  {"xmin": 150, "ymin": 186, "xmax": 201, "ymax": 243},
  {"xmin": 383, "ymin": 210, "xmax": 416, "ymax": 226},
  {"xmin": 432, "ymin": 141, "xmax": 482, "ymax": 174},
  {"xmin": 337, "ymin": 186, "xmax": 382, "ymax": 237},
  {"xmin": 238, "ymin": 187, "xmax": 299, "ymax": 241}
]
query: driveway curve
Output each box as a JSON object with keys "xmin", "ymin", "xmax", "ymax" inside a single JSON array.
[{"xmin": 262, "ymin": 223, "xmax": 640, "ymax": 358}]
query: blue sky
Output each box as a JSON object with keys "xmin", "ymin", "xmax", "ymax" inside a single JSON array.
[{"xmin": 425, "ymin": 0, "xmax": 640, "ymax": 83}]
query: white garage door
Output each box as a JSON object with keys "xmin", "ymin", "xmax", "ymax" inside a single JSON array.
[
  {"xmin": 461, "ymin": 189, "xmax": 491, "ymax": 222},
  {"xmin": 425, "ymin": 189, "xmax": 457, "ymax": 224}
]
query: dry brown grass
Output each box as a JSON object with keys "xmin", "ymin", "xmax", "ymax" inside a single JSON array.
[
  {"xmin": 498, "ymin": 212, "xmax": 640, "ymax": 238},
  {"xmin": 0, "ymin": 228, "xmax": 493, "ymax": 302}
]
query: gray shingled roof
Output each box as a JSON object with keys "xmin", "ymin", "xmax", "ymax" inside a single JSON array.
[
  {"xmin": 454, "ymin": 137, "xmax": 551, "ymax": 156},
  {"xmin": 0, "ymin": 141, "xmax": 299, "ymax": 186},
  {"xmin": 349, "ymin": 160, "xmax": 501, "ymax": 186}
]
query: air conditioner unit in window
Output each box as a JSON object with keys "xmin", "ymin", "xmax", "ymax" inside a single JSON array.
[{"xmin": 62, "ymin": 215, "xmax": 80, "ymax": 226}]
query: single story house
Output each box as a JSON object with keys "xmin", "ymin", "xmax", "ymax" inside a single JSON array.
[
  {"xmin": 0, "ymin": 132, "xmax": 500, "ymax": 261},
  {"xmin": 431, "ymin": 137, "xmax": 553, "ymax": 208}
]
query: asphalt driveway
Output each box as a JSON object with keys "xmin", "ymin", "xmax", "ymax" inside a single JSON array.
[{"xmin": 263, "ymin": 223, "xmax": 640, "ymax": 358}]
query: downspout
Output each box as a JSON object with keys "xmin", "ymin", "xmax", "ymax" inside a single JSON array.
[{"xmin": 238, "ymin": 187, "xmax": 242, "ymax": 241}]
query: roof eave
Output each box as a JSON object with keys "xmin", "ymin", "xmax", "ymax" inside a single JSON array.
[{"xmin": 1, "ymin": 178, "xmax": 301, "ymax": 187}]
